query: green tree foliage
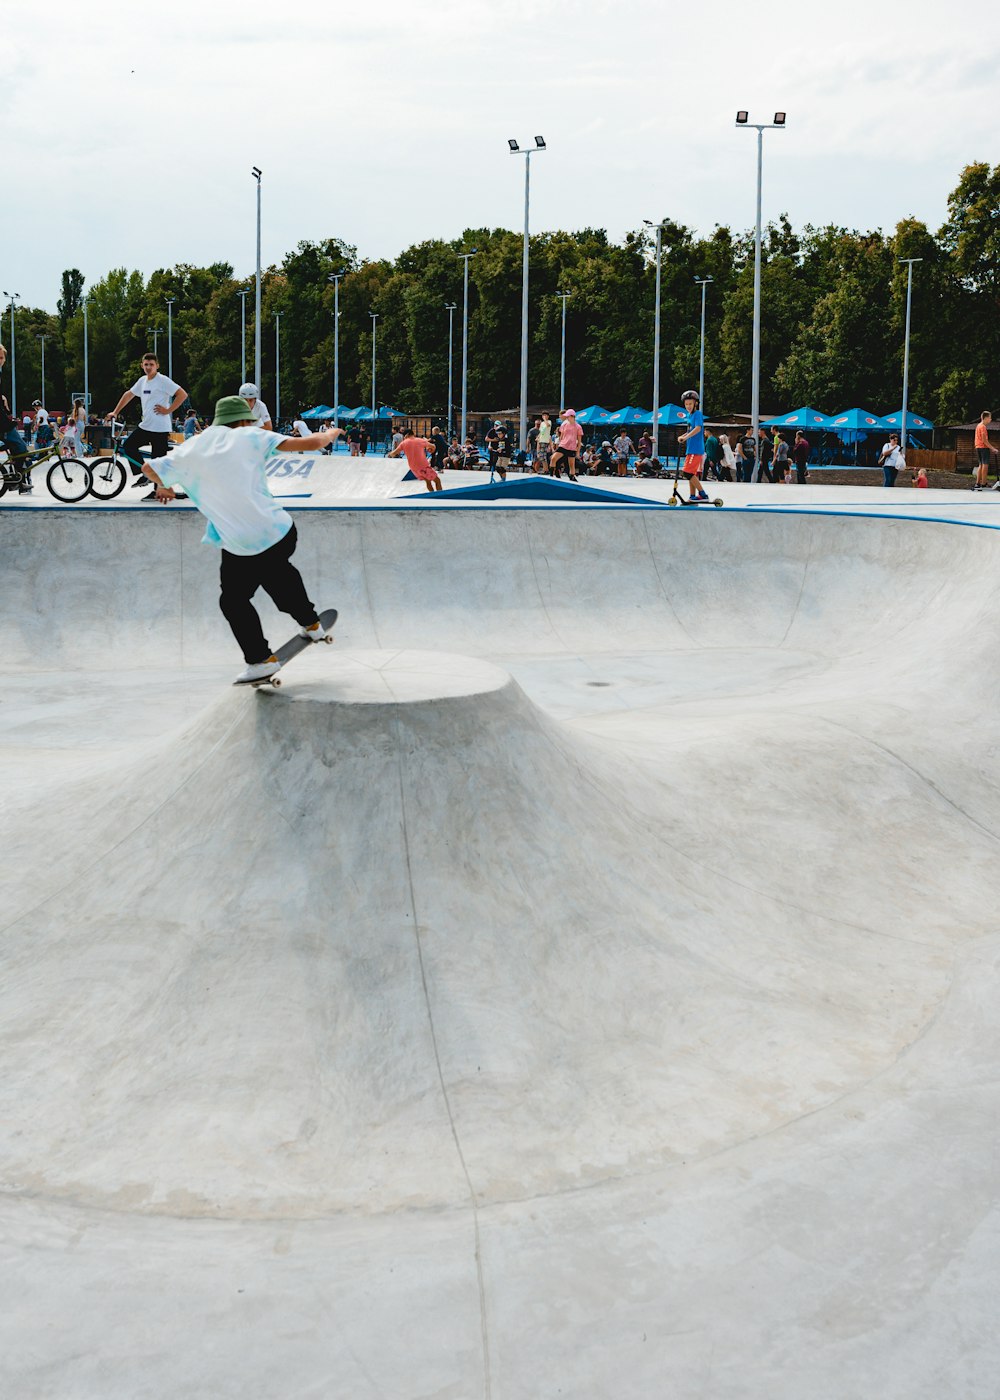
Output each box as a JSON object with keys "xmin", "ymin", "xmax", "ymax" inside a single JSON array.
[{"xmin": 19, "ymin": 164, "xmax": 1000, "ymax": 426}]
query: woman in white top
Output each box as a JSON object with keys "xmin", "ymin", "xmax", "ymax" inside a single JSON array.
[{"xmin": 719, "ymin": 433, "xmax": 736, "ymax": 482}]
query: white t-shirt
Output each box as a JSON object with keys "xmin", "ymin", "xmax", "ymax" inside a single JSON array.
[
  {"xmin": 130, "ymin": 372, "xmax": 180, "ymax": 433},
  {"xmin": 292, "ymin": 419, "xmax": 311, "ymax": 439},
  {"xmin": 157, "ymin": 425, "xmax": 292, "ymax": 556},
  {"xmin": 249, "ymin": 399, "xmax": 271, "ymax": 428},
  {"xmin": 34, "ymin": 408, "xmax": 49, "ymax": 429},
  {"xmin": 880, "ymin": 441, "xmax": 904, "ymax": 467}
]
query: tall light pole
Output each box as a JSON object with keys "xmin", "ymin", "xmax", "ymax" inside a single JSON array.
[
  {"xmin": 899, "ymin": 257, "xmax": 922, "ymax": 454},
  {"xmin": 37, "ymin": 335, "xmax": 47, "ymax": 407},
  {"xmin": 643, "ymin": 221, "xmax": 668, "ymax": 457},
  {"xmin": 165, "ymin": 298, "xmax": 176, "ymax": 378},
  {"xmin": 694, "ymin": 276, "xmax": 714, "ymax": 412},
  {"xmin": 236, "ymin": 288, "xmax": 248, "ymax": 383},
  {"xmin": 458, "ymin": 248, "xmax": 477, "ymax": 445},
  {"xmin": 83, "ymin": 296, "xmax": 89, "ymax": 410},
  {"xmin": 328, "ymin": 271, "xmax": 344, "ymax": 426},
  {"xmin": 252, "ymin": 166, "xmax": 262, "ymax": 389},
  {"xmin": 3, "ymin": 292, "xmax": 20, "ymax": 416},
  {"xmin": 444, "ymin": 301, "xmax": 457, "ymax": 434},
  {"xmin": 508, "ymin": 136, "xmax": 546, "ymax": 450},
  {"xmin": 556, "ymin": 290, "xmax": 571, "ymax": 412},
  {"xmin": 147, "ymin": 326, "xmax": 164, "ymax": 357},
  {"xmin": 274, "ymin": 311, "xmax": 282, "ymax": 422},
  {"xmin": 736, "ymin": 111, "xmax": 786, "ymax": 475},
  {"xmin": 369, "ymin": 312, "xmax": 379, "ymax": 422}
]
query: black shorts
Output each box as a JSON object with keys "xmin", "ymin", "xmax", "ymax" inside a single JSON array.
[
  {"xmin": 977, "ymin": 448, "xmax": 991, "ymax": 466},
  {"xmin": 553, "ymin": 446, "xmax": 576, "ymax": 459}
]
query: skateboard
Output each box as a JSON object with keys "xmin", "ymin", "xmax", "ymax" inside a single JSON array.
[{"xmin": 234, "ymin": 608, "xmax": 338, "ymax": 688}]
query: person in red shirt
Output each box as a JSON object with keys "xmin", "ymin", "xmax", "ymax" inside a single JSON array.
[
  {"xmin": 974, "ymin": 411, "xmax": 996, "ymax": 489},
  {"xmin": 388, "ymin": 430, "xmax": 442, "ymax": 492}
]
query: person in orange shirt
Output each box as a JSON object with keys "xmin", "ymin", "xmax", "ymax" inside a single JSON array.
[
  {"xmin": 974, "ymin": 411, "xmax": 997, "ymax": 489},
  {"xmin": 388, "ymin": 430, "xmax": 443, "ymax": 492}
]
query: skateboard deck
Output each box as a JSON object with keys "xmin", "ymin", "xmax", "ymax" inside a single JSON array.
[{"xmin": 234, "ymin": 608, "xmax": 338, "ymax": 688}]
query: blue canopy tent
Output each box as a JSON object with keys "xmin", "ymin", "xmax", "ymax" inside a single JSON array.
[
  {"xmin": 301, "ymin": 404, "xmax": 335, "ymax": 420},
  {"xmin": 656, "ymin": 404, "xmax": 692, "ymax": 425},
  {"xmin": 576, "ymin": 405, "xmax": 614, "ymax": 426},
  {"xmin": 376, "ymin": 405, "xmax": 407, "ymax": 420},
  {"xmin": 828, "ymin": 408, "xmax": 894, "ymax": 465},
  {"xmin": 882, "ymin": 409, "xmax": 934, "ymax": 448},
  {"xmin": 763, "ymin": 407, "xmax": 833, "ymax": 430},
  {"xmin": 606, "ymin": 407, "xmax": 653, "ymax": 427}
]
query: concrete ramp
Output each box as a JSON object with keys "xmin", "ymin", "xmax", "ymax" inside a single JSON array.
[
  {"xmin": 2, "ymin": 504, "xmax": 1000, "ymax": 1397},
  {"xmin": 265, "ymin": 454, "xmax": 413, "ymax": 500}
]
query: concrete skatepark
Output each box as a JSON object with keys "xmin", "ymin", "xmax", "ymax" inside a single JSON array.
[{"xmin": 2, "ymin": 476, "xmax": 1000, "ymax": 1397}]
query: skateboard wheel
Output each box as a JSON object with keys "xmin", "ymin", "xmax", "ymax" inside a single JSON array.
[
  {"xmin": 272, "ymin": 677, "xmax": 282, "ymax": 686},
  {"xmin": 713, "ymin": 499, "xmax": 723, "ymax": 508}
]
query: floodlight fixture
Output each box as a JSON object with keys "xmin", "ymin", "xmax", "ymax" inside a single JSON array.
[
  {"xmin": 773, "ymin": 111, "xmax": 786, "ymax": 125},
  {"xmin": 735, "ymin": 110, "xmax": 749, "ymax": 125},
  {"xmin": 251, "ymin": 166, "xmax": 261, "ymax": 180},
  {"xmin": 508, "ymin": 139, "xmax": 519, "ymax": 152},
  {"xmin": 534, "ymin": 135, "xmax": 546, "ymax": 149}
]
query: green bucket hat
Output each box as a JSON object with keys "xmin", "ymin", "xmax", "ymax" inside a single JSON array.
[{"xmin": 213, "ymin": 395, "xmax": 254, "ymax": 426}]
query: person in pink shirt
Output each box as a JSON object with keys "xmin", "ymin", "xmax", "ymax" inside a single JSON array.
[
  {"xmin": 388, "ymin": 430, "xmax": 443, "ymax": 492},
  {"xmin": 549, "ymin": 408, "xmax": 583, "ymax": 481}
]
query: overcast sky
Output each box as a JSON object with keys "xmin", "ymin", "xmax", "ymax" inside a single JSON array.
[{"xmin": 3, "ymin": 0, "xmax": 997, "ymax": 310}]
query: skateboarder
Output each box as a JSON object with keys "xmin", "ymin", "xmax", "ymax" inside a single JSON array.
[
  {"xmin": 387, "ymin": 429, "xmax": 443, "ymax": 491},
  {"xmin": 141, "ymin": 394, "xmax": 342, "ymax": 684},
  {"xmin": 676, "ymin": 390, "xmax": 708, "ymax": 502}
]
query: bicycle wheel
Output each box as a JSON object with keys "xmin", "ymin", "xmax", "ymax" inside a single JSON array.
[
  {"xmin": 88, "ymin": 453, "xmax": 128, "ymax": 501},
  {"xmin": 46, "ymin": 456, "xmax": 92, "ymax": 503}
]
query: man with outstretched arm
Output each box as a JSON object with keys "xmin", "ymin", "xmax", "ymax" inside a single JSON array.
[{"xmin": 141, "ymin": 395, "xmax": 343, "ymax": 684}]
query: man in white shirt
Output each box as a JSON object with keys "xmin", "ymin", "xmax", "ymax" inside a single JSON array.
[
  {"xmin": 31, "ymin": 400, "xmax": 50, "ymax": 444},
  {"xmin": 239, "ymin": 382, "xmax": 272, "ymax": 430},
  {"xmin": 142, "ymin": 395, "xmax": 343, "ymax": 684},
  {"xmin": 106, "ymin": 352, "xmax": 187, "ymax": 496},
  {"xmin": 291, "ymin": 414, "xmax": 312, "ymax": 440}
]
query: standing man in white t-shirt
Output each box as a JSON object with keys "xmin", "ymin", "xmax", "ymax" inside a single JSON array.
[
  {"xmin": 238, "ymin": 382, "xmax": 272, "ymax": 430},
  {"xmin": 106, "ymin": 352, "xmax": 187, "ymax": 496}
]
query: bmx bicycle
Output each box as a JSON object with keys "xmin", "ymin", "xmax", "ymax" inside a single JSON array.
[{"xmin": 0, "ymin": 441, "xmax": 92, "ymax": 503}]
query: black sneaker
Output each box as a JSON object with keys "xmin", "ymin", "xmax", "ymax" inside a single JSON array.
[{"xmin": 132, "ymin": 474, "xmax": 151, "ymax": 489}]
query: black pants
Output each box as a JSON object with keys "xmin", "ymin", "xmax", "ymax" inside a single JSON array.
[
  {"xmin": 219, "ymin": 525, "xmax": 318, "ymax": 663},
  {"xmin": 122, "ymin": 427, "xmax": 169, "ymax": 475}
]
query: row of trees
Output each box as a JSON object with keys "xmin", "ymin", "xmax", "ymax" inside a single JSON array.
[{"xmin": 5, "ymin": 163, "xmax": 999, "ymax": 426}]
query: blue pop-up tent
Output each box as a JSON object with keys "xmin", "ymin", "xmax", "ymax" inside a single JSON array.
[
  {"xmin": 576, "ymin": 405, "xmax": 614, "ymax": 425},
  {"xmin": 882, "ymin": 409, "xmax": 934, "ymax": 431},
  {"xmin": 606, "ymin": 406, "xmax": 653, "ymax": 427},
  {"xmin": 828, "ymin": 408, "xmax": 893, "ymax": 435},
  {"xmin": 763, "ymin": 407, "xmax": 833, "ymax": 429},
  {"xmin": 302, "ymin": 404, "xmax": 334, "ymax": 419},
  {"xmin": 656, "ymin": 404, "xmax": 691, "ymax": 425}
]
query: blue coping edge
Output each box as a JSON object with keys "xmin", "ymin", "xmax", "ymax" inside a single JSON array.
[
  {"xmin": 6, "ymin": 504, "xmax": 1000, "ymax": 533},
  {"xmin": 407, "ymin": 475, "xmax": 659, "ymax": 505}
]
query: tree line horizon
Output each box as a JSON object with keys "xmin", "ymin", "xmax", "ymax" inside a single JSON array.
[{"xmin": 7, "ymin": 162, "xmax": 1000, "ymax": 427}]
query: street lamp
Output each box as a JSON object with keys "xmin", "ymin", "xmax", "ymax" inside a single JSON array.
[
  {"xmin": 328, "ymin": 271, "xmax": 344, "ymax": 428},
  {"xmin": 369, "ymin": 312, "xmax": 379, "ymax": 422},
  {"xmin": 252, "ymin": 166, "xmax": 262, "ymax": 389},
  {"xmin": 458, "ymin": 248, "xmax": 477, "ymax": 446},
  {"xmin": 147, "ymin": 326, "xmax": 164, "ymax": 357},
  {"xmin": 643, "ymin": 221, "xmax": 668, "ymax": 457},
  {"xmin": 556, "ymin": 290, "xmax": 571, "ymax": 413},
  {"xmin": 274, "ymin": 311, "xmax": 282, "ymax": 422},
  {"xmin": 83, "ymin": 296, "xmax": 89, "ymax": 411},
  {"xmin": 236, "ymin": 288, "xmax": 249, "ymax": 383},
  {"xmin": 165, "ymin": 298, "xmax": 176, "ymax": 378},
  {"xmin": 3, "ymin": 292, "xmax": 20, "ymax": 416},
  {"xmin": 899, "ymin": 258, "xmax": 922, "ymax": 454},
  {"xmin": 694, "ymin": 276, "xmax": 714, "ymax": 412},
  {"xmin": 36, "ymin": 334, "xmax": 47, "ymax": 407},
  {"xmin": 509, "ymin": 136, "xmax": 546, "ymax": 451},
  {"xmin": 735, "ymin": 111, "xmax": 786, "ymax": 478},
  {"xmin": 444, "ymin": 302, "xmax": 457, "ymax": 436}
]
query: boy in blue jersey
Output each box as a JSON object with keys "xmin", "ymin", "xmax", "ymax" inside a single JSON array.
[
  {"xmin": 676, "ymin": 389, "xmax": 708, "ymax": 502},
  {"xmin": 142, "ymin": 395, "xmax": 342, "ymax": 684}
]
